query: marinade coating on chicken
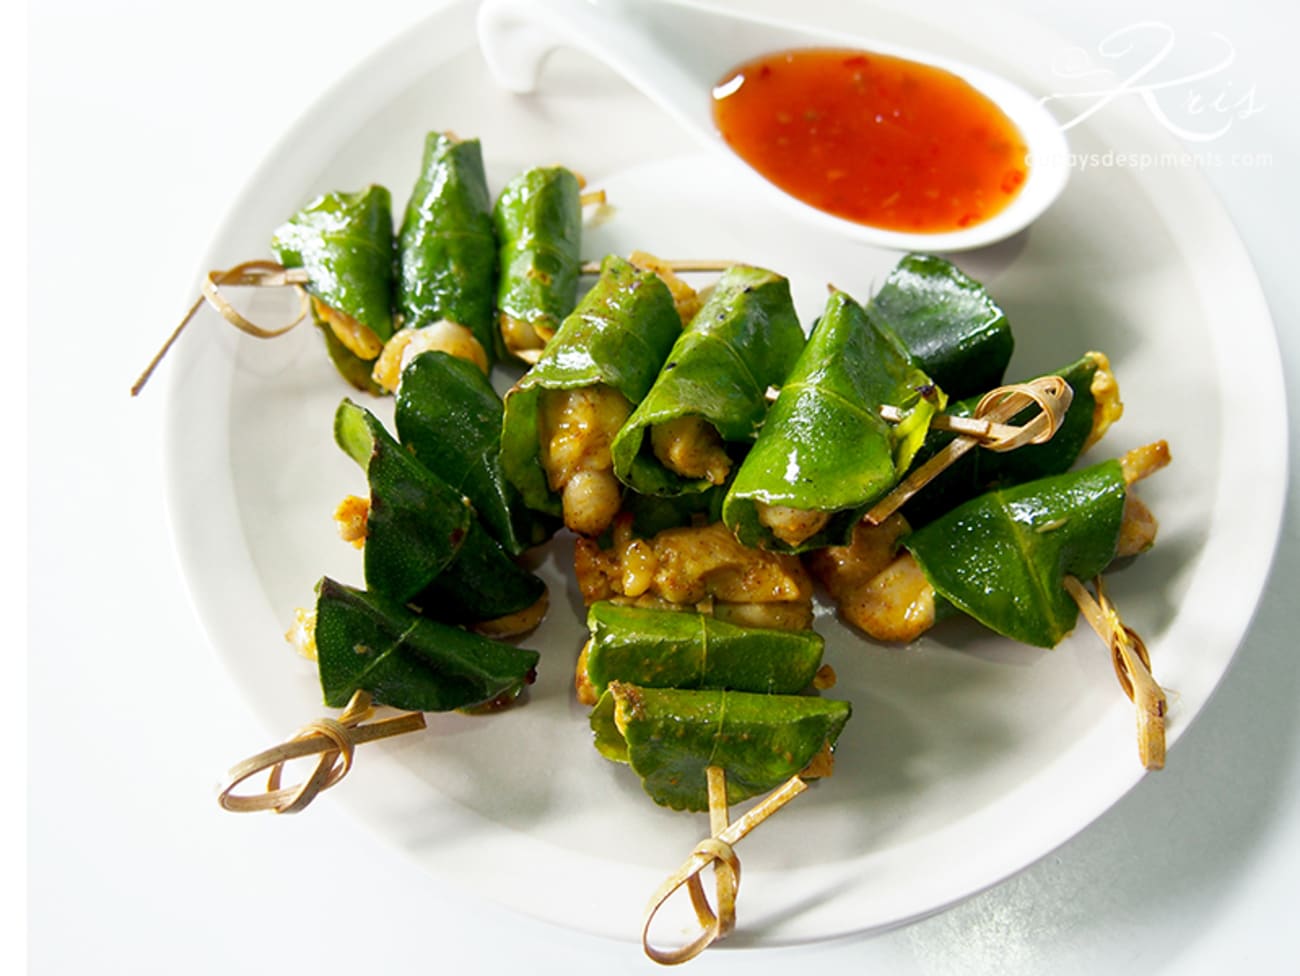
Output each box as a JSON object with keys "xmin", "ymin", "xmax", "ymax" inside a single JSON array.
[
  {"xmin": 538, "ymin": 384, "xmax": 633, "ymax": 538},
  {"xmin": 575, "ymin": 517, "xmax": 814, "ymax": 631}
]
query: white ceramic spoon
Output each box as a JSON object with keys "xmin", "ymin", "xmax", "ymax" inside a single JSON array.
[{"xmin": 477, "ymin": 0, "xmax": 1070, "ymax": 252}]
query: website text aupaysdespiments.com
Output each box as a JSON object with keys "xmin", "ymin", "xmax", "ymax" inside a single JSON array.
[{"xmin": 1026, "ymin": 149, "xmax": 1274, "ymax": 172}]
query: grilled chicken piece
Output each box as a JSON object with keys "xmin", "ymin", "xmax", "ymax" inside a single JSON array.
[
  {"xmin": 650, "ymin": 414, "xmax": 732, "ymax": 485},
  {"xmin": 538, "ymin": 384, "xmax": 632, "ymax": 537},
  {"xmin": 574, "ymin": 517, "xmax": 814, "ymax": 630}
]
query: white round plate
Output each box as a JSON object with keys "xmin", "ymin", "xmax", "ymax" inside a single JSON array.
[{"xmin": 164, "ymin": 0, "xmax": 1286, "ymax": 948}]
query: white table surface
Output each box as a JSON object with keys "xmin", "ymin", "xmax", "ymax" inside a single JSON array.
[{"xmin": 26, "ymin": 0, "xmax": 1298, "ymax": 972}]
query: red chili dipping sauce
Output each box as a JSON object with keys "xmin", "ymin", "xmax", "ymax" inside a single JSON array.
[{"xmin": 711, "ymin": 48, "xmax": 1029, "ymax": 233}]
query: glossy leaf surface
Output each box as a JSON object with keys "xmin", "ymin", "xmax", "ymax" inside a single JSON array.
[
  {"xmin": 905, "ymin": 459, "xmax": 1127, "ymax": 647},
  {"xmin": 869, "ymin": 253, "xmax": 1013, "ymax": 400},
  {"xmin": 271, "ymin": 184, "xmax": 395, "ymax": 343},
  {"xmin": 611, "ymin": 264, "xmax": 805, "ymax": 496},
  {"xmin": 723, "ymin": 289, "xmax": 940, "ymax": 551},
  {"xmin": 397, "ymin": 132, "xmax": 498, "ymax": 360}
]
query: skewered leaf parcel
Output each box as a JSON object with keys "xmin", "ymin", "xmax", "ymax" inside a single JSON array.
[
  {"xmin": 591, "ymin": 682, "xmax": 850, "ymax": 811},
  {"xmin": 500, "ymin": 254, "xmax": 682, "ymax": 536},
  {"xmin": 905, "ymin": 458, "xmax": 1129, "ymax": 648},
  {"xmin": 395, "ymin": 350, "xmax": 558, "ymax": 556},
  {"xmin": 579, "ymin": 602, "xmax": 825, "ymax": 702},
  {"xmin": 611, "ymin": 264, "xmax": 805, "ymax": 496},
  {"xmin": 334, "ymin": 398, "xmax": 545, "ymax": 625},
  {"xmin": 493, "ymin": 165, "xmax": 583, "ymax": 362},
  {"xmin": 271, "ymin": 185, "xmax": 395, "ymax": 391},
  {"xmin": 722, "ymin": 288, "xmax": 942, "ymax": 552},
  {"xmin": 900, "ymin": 351, "xmax": 1121, "ymax": 527},
  {"xmin": 314, "ymin": 577, "xmax": 539, "ymax": 712},
  {"xmin": 396, "ymin": 132, "xmax": 499, "ymax": 363}
]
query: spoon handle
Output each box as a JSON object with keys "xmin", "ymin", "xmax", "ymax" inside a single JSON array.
[
  {"xmin": 476, "ymin": 0, "xmax": 1070, "ymax": 252},
  {"xmin": 476, "ymin": 0, "xmax": 713, "ymax": 136}
]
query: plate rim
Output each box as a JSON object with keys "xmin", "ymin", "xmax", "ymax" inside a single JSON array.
[{"xmin": 161, "ymin": 0, "xmax": 1290, "ymax": 947}]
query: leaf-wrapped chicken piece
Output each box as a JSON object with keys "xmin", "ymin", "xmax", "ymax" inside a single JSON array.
[
  {"xmin": 501, "ymin": 254, "xmax": 682, "ymax": 537},
  {"xmin": 591, "ymin": 683, "xmax": 850, "ymax": 811},
  {"xmin": 722, "ymin": 289, "xmax": 942, "ymax": 552},
  {"xmin": 611, "ymin": 265, "xmax": 805, "ymax": 496},
  {"xmin": 906, "ymin": 458, "xmax": 1130, "ymax": 648},
  {"xmin": 395, "ymin": 350, "xmax": 557, "ymax": 556},
  {"xmin": 493, "ymin": 165, "xmax": 583, "ymax": 362},
  {"xmin": 868, "ymin": 253, "xmax": 1013, "ymax": 400},
  {"xmin": 271, "ymin": 185, "xmax": 395, "ymax": 392},
  {"xmin": 575, "ymin": 602, "xmax": 825, "ymax": 705},
  {"xmin": 813, "ymin": 445, "xmax": 1168, "ymax": 646},
  {"xmin": 314, "ymin": 577, "xmax": 539, "ymax": 712},
  {"xmin": 335, "ymin": 399, "xmax": 546, "ymax": 632},
  {"xmin": 393, "ymin": 131, "xmax": 499, "ymax": 366}
]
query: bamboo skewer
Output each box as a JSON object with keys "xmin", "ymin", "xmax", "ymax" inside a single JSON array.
[
  {"xmin": 1064, "ymin": 575, "xmax": 1167, "ymax": 770},
  {"xmin": 641, "ymin": 767, "xmax": 809, "ymax": 966},
  {"xmin": 132, "ymin": 256, "xmax": 735, "ymax": 396},
  {"xmin": 217, "ymin": 690, "xmax": 426, "ymax": 814},
  {"xmin": 579, "ymin": 258, "xmax": 735, "ymax": 275},
  {"xmin": 130, "ymin": 260, "xmax": 312, "ymax": 396},
  {"xmin": 867, "ymin": 375, "xmax": 1074, "ymax": 525},
  {"xmin": 880, "ymin": 406, "xmax": 1042, "ymax": 443}
]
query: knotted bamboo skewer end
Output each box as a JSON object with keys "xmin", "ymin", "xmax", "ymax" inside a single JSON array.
[
  {"xmin": 217, "ymin": 691, "xmax": 426, "ymax": 815},
  {"xmin": 131, "ymin": 260, "xmax": 311, "ymax": 397},
  {"xmin": 641, "ymin": 768, "xmax": 809, "ymax": 965},
  {"xmin": 867, "ymin": 375, "xmax": 1074, "ymax": 525},
  {"xmin": 1065, "ymin": 575, "xmax": 1167, "ymax": 771}
]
